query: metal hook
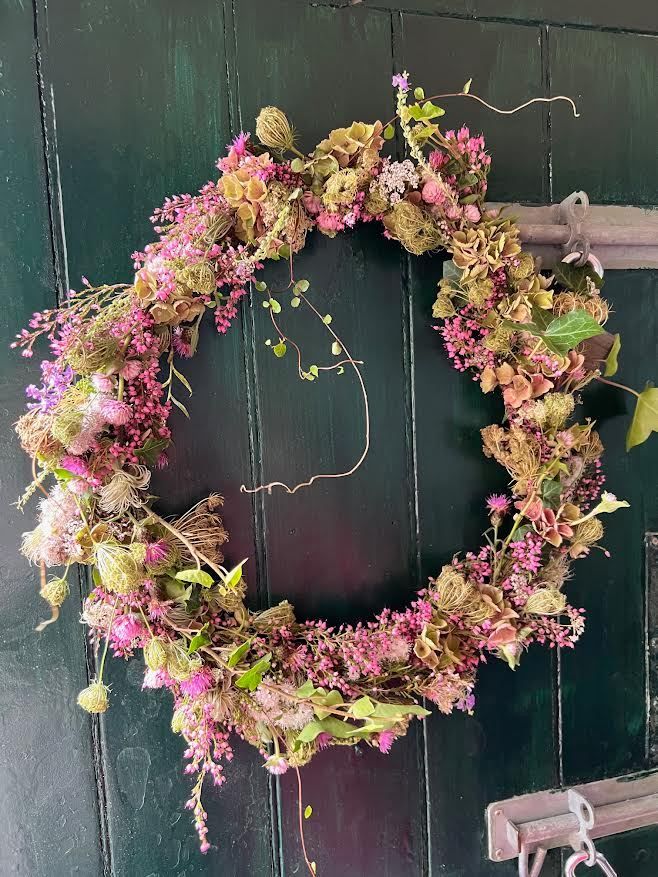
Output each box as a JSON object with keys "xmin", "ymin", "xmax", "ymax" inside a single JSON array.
[
  {"xmin": 560, "ymin": 191, "xmax": 592, "ymax": 267},
  {"xmin": 568, "ymin": 789, "xmax": 597, "ymax": 866},
  {"xmin": 563, "ymin": 850, "xmax": 618, "ymax": 876},
  {"xmin": 519, "ymin": 844, "xmax": 548, "ymax": 877}
]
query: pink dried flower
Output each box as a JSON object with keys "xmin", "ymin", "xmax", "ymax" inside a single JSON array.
[
  {"xmin": 91, "ymin": 373, "xmax": 115, "ymax": 393},
  {"xmin": 264, "ymin": 754, "xmax": 289, "ymax": 775},
  {"xmin": 377, "ymin": 730, "xmax": 395, "ymax": 754},
  {"xmin": 144, "ymin": 539, "xmax": 170, "ymax": 567},
  {"xmin": 97, "ymin": 397, "xmax": 132, "ymax": 426},
  {"xmin": 119, "ymin": 360, "xmax": 142, "ymax": 381},
  {"xmin": 180, "ymin": 668, "xmax": 214, "ymax": 698},
  {"xmin": 486, "ymin": 494, "xmax": 510, "ymax": 516}
]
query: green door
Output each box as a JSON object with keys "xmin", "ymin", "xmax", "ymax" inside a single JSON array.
[{"xmin": 1, "ymin": 1, "xmax": 656, "ymax": 874}]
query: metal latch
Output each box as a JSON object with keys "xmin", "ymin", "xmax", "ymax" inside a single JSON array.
[{"xmin": 487, "ymin": 768, "xmax": 658, "ymax": 876}]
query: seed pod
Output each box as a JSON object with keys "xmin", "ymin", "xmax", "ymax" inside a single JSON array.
[
  {"xmin": 40, "ymin": 576, "xmax": 69, "ymax": 608},
  {"xmin": 77, "ymin": 680, "xmax": 110, "ymax": 714},
  {"xmin": 144, "ymin": 637, "xmax": 168, "ymax": 671},
  {"xmin": 255, "ymin": 106, "xmax": 295, "ymax": 152}
]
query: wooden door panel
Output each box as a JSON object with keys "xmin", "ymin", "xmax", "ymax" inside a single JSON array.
[
  {"xmin": 0, "ymin": 2, "xmax": 104, "ymax": 874},
  {"xmin": 40, "ymin": 1, "xmax": 274, "ymax": 874},
  {"xmin": 233, "ymin": 3, "xmax": 428, "ymax": 874}
]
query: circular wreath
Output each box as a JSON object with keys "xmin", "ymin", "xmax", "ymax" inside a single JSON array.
[{"xmin": 14, "ymin": 72, "xmax": 652, "ymax": 864}]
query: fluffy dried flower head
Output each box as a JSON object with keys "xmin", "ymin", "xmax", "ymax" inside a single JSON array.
[
  {"xmin": 94, "ymin": 541, "xmax": 144, "ymax": 594},
  {"xmin": 252, "ymin": 600, "xmax": 296, "ymax": 632},
  {"xmin": 144, "ymin": 637, "xmax": 169, "ymax": 671},
  {"xmin": 99, "ymin": 465, "xmax": 151, "ymax": 514},
  {"xmin": 322, "ymin": 169, "xmax": 359, "ymax": 211},
  {"xmin": 523, "ymin": 588, "xmax": 567, "ymax": 616},
  {"xmin": 383, "ymin": 200, "xmax": 444, "ymax": 255},
  {"xmin": 255, "ymin": 106, "xmax": 295, "ymax": 152},
  {"xmin": 170, "ymin": 495, "xmax": 228, "ymax": 566}
]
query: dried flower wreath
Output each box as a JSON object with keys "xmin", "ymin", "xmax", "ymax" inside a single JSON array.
[{"xmin": 13, "ymin": 72, "xmax": 657, "ymax": 869}]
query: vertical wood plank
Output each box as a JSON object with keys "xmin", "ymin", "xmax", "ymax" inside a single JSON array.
[
  {"xmin": 0, "ymin": 1, "xmax": 104, "ymax": 874},
  {"xmin": 233, "ymin": 2, "xmax": 428, "ymax": 874},
  {"xmin": 399, "ymin": 15, "xmax": 560, "ymax": 875},
  {"xmin": 549, "ymin": 29, "xmax": 658, "ymax": 205},
  {"xmin": 39, "ymin": 1, "xmax": 275, "ymax": 873}
]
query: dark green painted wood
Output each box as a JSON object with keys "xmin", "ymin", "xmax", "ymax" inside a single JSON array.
[
  {"xmin": 559, "ymin": 273, "xmax": 658, "ymax": 776},
  {"xmin": 39, "ymin": 1, "xmax": 275, "ymax": 873},
  {"xmin": 0, "ymin": 2, "xmax": 104, "ymax": 874},
  {"xmin": 400, "ymin": 16, "xmax": 559, "ymax": 875},
  {"xmin": 233, "ymin": 2, "xmax": 428, "ymax": 874},
  {"xmin": 317, "ymin": 0, "xmax": 658, "ymax": 33},
  {"xmin": 4, "ymin": 1, "xmax": 658, "ymax": 874},
  {"xmin": 549, "ymin": 29, "xmax": 658, "ymax": 205},
  {"xmin": 398, "ymin": 14, "xmax": 550, "ymax": 203}
]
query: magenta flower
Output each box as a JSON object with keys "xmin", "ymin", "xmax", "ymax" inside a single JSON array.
[
  {"xmin": 144, "ymin": 539, "xmax": 170, "ymax": 567},
  {"xmin": 179, "ymin": 668, "xmax": 214, "ymax": 698},
  {"xmin": 486, "ymin": 494, "xmax": 510, "ymax": 516},
  {"xmin": 377, "ymin": 730, "xmax": 395, "ymax": 754},
  {"xmin": 263, "ymin": 754, "xmax": 289, "ymax": 775}
]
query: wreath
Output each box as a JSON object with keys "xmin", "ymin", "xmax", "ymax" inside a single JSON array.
[{"xmin": 13, "ymin": 72, "xmax": 657, "ymax": 869}]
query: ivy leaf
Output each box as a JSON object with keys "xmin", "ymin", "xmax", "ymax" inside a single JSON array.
[
  {"xmin": 269, "ymin": 298, "xmax": 282, "ymax": 314},
  {"xmin": 273, "ymin": 341, "xmax": 287, "ymax": 358},
  {"xmin": 291, "ymin": 296, "xmax": 301, "ymax": 308},
  {"xmin": 294, "ymin": 279, "xmax": 310, "ymax": 293},
  {"xmin": 175, "ymin": 568, "xmax": 214, "ymax": 587},
  {"xmin": 541, "ymin": 310, "xmax": 604, "ymax": 355},
  {"xmin": 604, "ymin": 334, "xmax": 621, "ymax": 377},
  {"xmin": 589, "ymin": 492, "xmax": 630, "ymax": 516},
  {"xmin": 227, "ymin": 638, "xmax": 252, "ymax": 668},
  {"xmin": 626, "ymin": 384, "xmax": 658, "ymax": 451},
  {"xmin": 383, "ymin": 124, "xmax": 395, "ymax": 141},
  {"xmin": 290, "ymin": 158, "xmax": 306, "ymax": 174},
  {"xmin": 52, "ymin": 467, "xmax": 75, "ymax": 482},
  {"xmin": 541, "ymin": 478, "xmax": 562, "ymax": 510},
  {"xmin": 136, "ymin": 436, "xmax": 170, "ymax": 466},
  {"xmin": 296, "ymin": 720, "xmax": 325, "ymax": 744},
  {"xmin": 407, "ymin": 101, "xmax": 445, "ymax": 122},
  {"xmin": 235, "ymin": 653, "xmax": 271, "ymax": 691},
  {"xmin": 304, "ymin": 805, "xmax": 313, "ymax": 819},
  {"xmin": 254, "ymin": 280, "xmax": 267, "ymax": 292},
  {"xmin": 222, "ymin": 559, "xmax": 247, "ymax": 590},
  {"xmin": 331, "ymin": 341, "xmax": 342, "ymax": 356},
  {"xmin": 309, "ymin": 364, "xmax": 319, "ymax": 378},
  {"xmin": 322, "ymin": 314, "xmax": 332, "ymax": 325},
  {"xmin": 350, "ymin": 696, "xmax": 375, "ymax": 719},
  {"xmin": 188, "ymin": 627, "xmax": 211, "ymax": 654},
  {"xmin": 553, "ymin": 261, "xmax": 603, "ymax": 293},
  {"xmin": 372, "ymin": 702, "xmax": 430, "ymax": 719},
  {"xmin": 413, "ymin": 86, "xmax": 425, "ymax": 100}
]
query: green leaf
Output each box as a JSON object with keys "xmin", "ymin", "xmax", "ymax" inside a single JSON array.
[
  {"xmin": 304, "ymin": 805, "xmax": 313, "ymax": 819},
  {"xmin": 413, "ymin": 86, "xmax": 425, "ymax": 100},
  {"xmin": 459, "ymin": 193, "xmax": 480, "ymax": 205},
  {"xmin": 296, "ymin": 721, "xmax": 325, "ymax": 744},
  {"xmin": 262, "ymin": 300, "xmax": 270, "ymax": 308},
  {"xmin": 442, "ymin": 260, "xmax": 462, "ymax": 282},
  {"xmin": 269, "ymin": 298, "xmax": 282, "ymax": 314},
  {"xmin": 383, "ymin": 124, "xmax": 395, "ymax": 141},
  {"xmin": 589, "ymin": 492, "xmax": 630, "ymax": 515},
  {"xmin": 331, "ymin": 341, "xmax": 342, "ymax": 356},
  {"xmin": 626, "ymin": 384, "xmax": 658, "ymax": 451},
  {"xmin": 296, "ymin": 679, "xmax": 316, "ymax": 698},
  {"xmin": 227, "ymin": 639, "xmax": 252, "ymax": 668},
  {"xmin": 553, "ymin": 261, "xmax": 603, "ymax": 293},
  {"xmin": 291, "ymin": 296, "xmax": 301, "ymax": 308},
  {"xmin": 462, "ymin": 77, "xmax": 472, "ymax": 94},
  {"xmin": 541, "ymin": 310, "xmax": 604, "ymax": 355},
  {"xmin": 309, "ymin": 364, "xmax": 319, "ymax": 378},
  {"xmin": 171, "ymin": 395, "xmax": 190, "ymax": 418},
  {"xmin": 407, "ymin": 101, "xmax": 445, "ymax": 122},
  {"xmin": 290, "ymin": 158, "xmax": 306, "ymax": 173},
  {"xmin": 92, "ymin": 566, "xmax": 102, "ymax": 587},
  {"xmin": 372, "ymin": 702, "xmax": 430, "ymax": 719},
  {"xmin": 312, "ymin": 689, "xmax": 344, "ymax": 719},
  {"xmin": 188, "ymin": 628, "xmax": 211, "ymax": 654},
  {"xmin": 336, "ymin": 366, "xmax": 345, "ymax": 375},
  {"xmin": 350, "ymin": 696, "xmax": 375, "ymax": 719},
  {"xmin": 294, "ymin": 279, "xmax": 310, "ymax": 293},
  {"xmin": 273, "ymin": 341, "xmax": 287, "ymax": 358},
  {"xmin": 265, "ymin": 339, "xmax": 272, "ymax": 346},
  {"xmin": 175, "ymin": 568, "xmax": 214, "ymax": 587},
  {"xmin": 172, "ymin": 365, "xmax": 192, "ymax": 396},
  {"xmin": 604, "ymin": 334, "xmax": 621, "ymax": 377},
  {"xmin": 222, "ymin": 559, "xmax": 247, "ymax": 590},
  {"xmin": 541, "ymin": 478, "xmax": 562, "ymax": 509},
  {"xmin": 135, "ymin": 436, "xmax": 170, "ymax": 466},
  {"xmin": 254, "ymin": 280, "xmax": 267, "ymax": 292},
  {"xmin": 52, "ymin": 467, "xmax": 75, "ymax": 482},
  {"xmin": 235, "ymin": 653, "xmax": 271, "ymax": 691},
  {"xmin": 322, "ymin": 314, "xmax": 332, "ymax": 325}
]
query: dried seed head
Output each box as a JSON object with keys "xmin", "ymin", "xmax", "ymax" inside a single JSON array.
[
  {"xmin": 255, "ymin": 106, "xmax": 295, "ymax": 152},
  {"xmin": 40, "ymin": 576, "xmax": 70, "ymax": 608},
  {"xmin": 94, "ymin": 541, "xmax": 144, "ymax": 594},
  {"xmin": 171, "ymin": 706, "xmax": 187, "ymax": 734},
  {"xmin": 77, "ymin": 680, "xmax": 110, "ymax": 714},
  {"xmin": 144, "ymin": 637, "xmax": 169, "ymax": 672},
  {"xmin": 523, "ymin": 588, "xmax": 567, "ymax": 616},
  {"xmin": 252, "ymin": 600, "xmax": 296, "ymax": 632}
]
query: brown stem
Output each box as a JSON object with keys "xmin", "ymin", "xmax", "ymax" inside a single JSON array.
[
  {"xmin": 595, "ymin": 375, "xmax": 640, "ymax": 398},
  {"xmin": 296, "ymin": 768, "xmax": 316, "ymax": 876}
]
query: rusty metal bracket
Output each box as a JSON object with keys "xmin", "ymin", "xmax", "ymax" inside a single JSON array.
[{"xmin": 487, "ymin": 768, "xmax": 658, "ymax": 867}]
